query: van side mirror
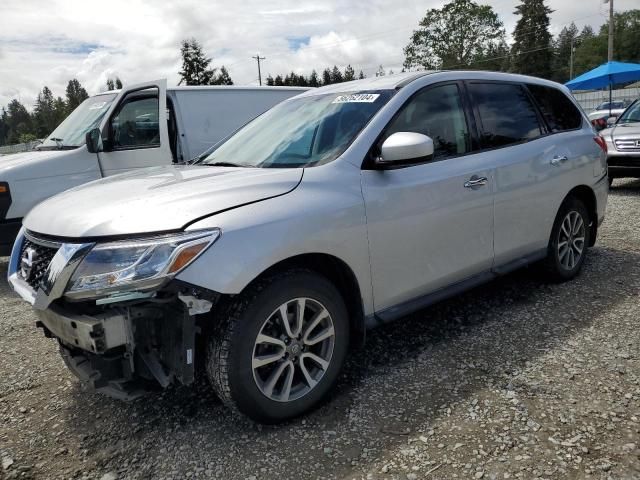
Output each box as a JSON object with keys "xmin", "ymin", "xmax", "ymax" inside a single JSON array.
[
  {"xmin": 378, "ymin": 132, "xmax": 434, "ymax": 166},
  {"xmin": 85, "ymin": 128, "xmax": 103, "ymax": 154}
]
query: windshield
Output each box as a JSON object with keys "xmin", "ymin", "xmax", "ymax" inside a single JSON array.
[
  {"xmin": 202, "ymin": 91, "xmax": 394, "ymax": 168},
  {"xmin": 617, "ymin": 100, "xmax": 640, "ymax": 124},
  {"xmin": 38, "ymin": 94, "xmax": 117, "ymax": 149},
  {"xmin": 595, "ymin": 101, "xmax": 624, "ymax": 111}
]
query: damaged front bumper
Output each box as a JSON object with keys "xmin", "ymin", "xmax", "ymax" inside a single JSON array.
[{"xmin": 8, "ymin": 228, "xmax": 217, "ymax": 400}]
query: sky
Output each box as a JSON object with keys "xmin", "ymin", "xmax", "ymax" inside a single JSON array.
[{"xmin": 0, "ymin": 0, "xmax": 637, "ymax": 110}]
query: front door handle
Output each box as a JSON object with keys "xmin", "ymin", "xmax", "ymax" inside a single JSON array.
[
  {"xmin": 550, "ymin": 155, "xmax": 569, "ymax": 166},
  {"xmin": 464, "ymin": 176, "xmax": 488, "ymax": 188}
]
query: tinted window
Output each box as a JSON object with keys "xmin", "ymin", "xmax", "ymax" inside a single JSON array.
[
  {"xmin": 468, "ymin": 83, "xmax": 542, "ymax": 149},
  {"xmin": 111, "ymin": 90, "xmax": 160, "ymax": 149},
  {"xmin": 528, "ymin": 84, "xmax": 582, "ymax": 132},
  {"xmin": 382, "ymin": 84, "xmax": 470, "ymax": 160}
]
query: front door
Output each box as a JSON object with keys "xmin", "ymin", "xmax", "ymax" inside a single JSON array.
[
  {"xmin": 362, "ymin": 82, "xmax": 495, "ymax": 314},
  {"xmin": 97, "ymin": 80, "xmax": 171, "ymax": 176}
]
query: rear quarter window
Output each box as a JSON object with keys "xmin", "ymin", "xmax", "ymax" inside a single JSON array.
[{"xmin": 527, "ymin": 84, "xmax": 583, "ymax": 132}]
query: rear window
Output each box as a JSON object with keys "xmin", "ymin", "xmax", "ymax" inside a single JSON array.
[
  {"xmin": 528, "ymin": 84, "xmax": 582, "ymax": 132},
  {"xmin": 467, "ymin": 82, "xmax": 542, "ymax": 149}
]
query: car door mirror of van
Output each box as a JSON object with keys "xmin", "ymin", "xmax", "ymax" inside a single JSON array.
[
  {"xmin": 85, "ymin": 128, "xmax": 103, "ymax": 154},
  {"xmin": 378, "ymin": 132, "xmax": 434, "ymax": 167}
]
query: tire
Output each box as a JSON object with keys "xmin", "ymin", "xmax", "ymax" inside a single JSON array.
[
  {"xmin": 207, "ymin": 269, "xmax": 350, "ymax": 423},
  {"xmin": 542, "ymin": 197, "xmax": 591, "ymax": 282}
]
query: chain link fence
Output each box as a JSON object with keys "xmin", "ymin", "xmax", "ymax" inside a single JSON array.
[
  {"xmin": 0, "ymin": 140, "xmax": 42, "ymax": 155},
  {"xmin": 572, "ymin": 87, "xmax": 640, "ymax": 112}
]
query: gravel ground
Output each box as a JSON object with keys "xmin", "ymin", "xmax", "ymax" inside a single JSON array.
[{"xmin": 1, "ymin": 180, "xmax": 639, "ymax": 480}]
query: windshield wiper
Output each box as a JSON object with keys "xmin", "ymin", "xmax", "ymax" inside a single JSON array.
[{"xmin": 203, "ymin": 161, "xmax": 248, "ymax": 168}]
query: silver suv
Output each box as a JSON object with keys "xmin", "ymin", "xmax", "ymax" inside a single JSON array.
[{"xmin": 8, "ymin": 71, "xmax": 608, "ymax": 423}]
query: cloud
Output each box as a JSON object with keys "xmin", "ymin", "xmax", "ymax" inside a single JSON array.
[{"xmin": 0, "ymin": 0, "xmax": 636, "ymax": 109}]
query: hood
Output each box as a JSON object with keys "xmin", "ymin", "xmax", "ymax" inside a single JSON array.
[
  {"xmin": 588, "ymin": 109, "xmax": 625, "ymax": 121},
  {"xmin": 24, "ymin": 165, "xmax": 303, "ymax": 238},
  {"xmin": 601, "ymin": 123, "xmax": 640, "ymax": 142},
  {"xmin": 0, "ymin": 149, "xmax": 66, "ymax": 173}
]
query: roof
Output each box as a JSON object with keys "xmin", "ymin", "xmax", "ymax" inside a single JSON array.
[
  {"xmin": 93, "ymin": 85, "xmax": 309, "ymax": 97},
  {"xmin": 298, "ymin": 72, "xmax": 435, "ymax": 96}
]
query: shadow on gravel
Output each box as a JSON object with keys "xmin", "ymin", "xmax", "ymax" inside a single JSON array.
[
  {"xmin": 610, "ymin": 178, "xmax": 640, "ymax": 196},
  {"xmin": 9, "ymin": 245, "xmax": 639, "ymax": 478}
]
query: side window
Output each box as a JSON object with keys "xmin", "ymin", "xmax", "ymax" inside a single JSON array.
[
  {"xmin": 527, "ymin": 84, "xmax": 583, "ymax": 132},
  {"xmin": 110, "ymin": 89, "xmax": 160, "ymax": 149},
  {"xmin": 467, "ymin": 83, "xmax": 542, "ymax": 149},
  {"xmin": 383, "ymin": 84, "xmax": 470, "ymax": 160}
]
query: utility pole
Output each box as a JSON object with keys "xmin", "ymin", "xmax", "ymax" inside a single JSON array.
[
  {"xmin": 569, "ymin": 36, "xmax": 575, "ymax": 80},
  {"xmin": 608, "ymin": 0, "xmax": 614, "ymax": 61},
  {"xmin": 252, "ymin": 54, "xmax": 266, "ymax": 86}
]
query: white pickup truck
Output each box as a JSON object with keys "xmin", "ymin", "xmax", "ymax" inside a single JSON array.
[{"xmin": 0, "ymin": 80, "xmax": 307, "ymax": 253}]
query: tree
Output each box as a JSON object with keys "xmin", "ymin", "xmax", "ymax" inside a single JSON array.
[
  {"xmin": 358, "ymin": 70, "xmax": 365, "ymax": 79},
  {"xmin": 343, "ymin": 65, "xmax": 355, "ymax": 81},
  {"xmin": 322, "ymin": 68, "xmax": 332, "ymax": 85},
  {"xmin": 473, "ymin": 39, "xmax": 510, "ymax": 71},
  {"xmin": 213, "ymin": 66, "xmax": 233, "ymax": 85},
  {"xmin": 274, "ymin": 75, "xmax": 284, "ymax": 86},
  {"xmin": 308, "ymin": 70, "xmax": 320, "ymax": 87},
  {"xmin": 65, "ymin": 79, "xmax": 88, "ymax": 113},
  {"xmin": 375, "ymin": 65, "xmax": 386, "ymax": 77},
  {"xmin": 404, "ymin": 0, "xmax": 505, "ymax": 70},
  {"xmin": 5, "ymin": 99, "xmax": 31, "ymax": 144},
  {"xmin": 0, "ymin": 108, "xmax": 8, "ymax": 146},
  {"xmin": 552, "ymin": 22, "xmax": 579, "ymax": 82},
  {"xmin": 510, "ymin": 0, "xmax": 553, "ymax": 79},
  {"xmin": 106, "ymin": 79, "xmax": 115, "ymax": 91},
  {"xmin": 115, "ymin": 77, "xmax": 123, "ymax": 89},
  {"xmin": 33, "ymin": 86, "xmax": 56, "ymax": 137},
  {"xmin": 178, "ymin": 38, "xmax": 217, "ymax": 85},
  {"xmin": 330, "ymin": 65, "xmax": 343, "ymax": 84},
  {"xmin": 52, "ymin": 96, "xmax": 67, "ymax": 128},
  {"xmin": 266, "ymin": 75, "xmax": 275, "ymax": 86}
]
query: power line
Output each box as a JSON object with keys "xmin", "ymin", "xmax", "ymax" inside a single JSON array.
[{"xmin": 251, "ymin": 54, "xmax": 266, "ymax": 86}]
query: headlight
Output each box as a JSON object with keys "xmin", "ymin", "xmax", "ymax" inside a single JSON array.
[{"xmin": 66, "ymin": 229, "xmax": 220, "ymax": 299}]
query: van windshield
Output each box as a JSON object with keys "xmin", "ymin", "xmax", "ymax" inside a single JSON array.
[
  {"xmin": 38, "ymin": 94, "xmax": 117, "ymax": 150},
  {"xmin": 201, "ymin": 90, "xmax": 394, "ymax": 168},
  {"xmin": 617, "ymin": 100, "xmax": 640, "ymax": 124}
]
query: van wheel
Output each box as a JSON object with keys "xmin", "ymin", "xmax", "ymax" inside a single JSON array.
[
  {"xmin": 542, "ymin": 197, "xmax": 591, "ymax": 282},
  {"xmin": 207, "ymin": 270, "xmax": 349, "ymax": 423}
]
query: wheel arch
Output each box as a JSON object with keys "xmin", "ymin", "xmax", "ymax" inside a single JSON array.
[
  {"xmin": 239, "ymin": 253, "xmax": 367, "ymax": 348},
  {"xmin": 563, "ymin": 185, "xmax": 598, "ymax": 247}
]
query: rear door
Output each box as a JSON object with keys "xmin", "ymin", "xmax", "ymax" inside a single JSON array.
[
  {"xmin": 97, "ymin": 80, "xmax": 171, "ymax": 176},
  {"xmin": 466, "ymin": 81, "xmax": 580, "ymax": 266},
  {"xmin": 362, "ymin": 82, "xmax": 495, "ymax": 313}
]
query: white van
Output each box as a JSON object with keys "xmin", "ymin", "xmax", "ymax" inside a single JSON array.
[{"xmin": 0, "ymin": 80, "xmax": 307, "ymax": 253}]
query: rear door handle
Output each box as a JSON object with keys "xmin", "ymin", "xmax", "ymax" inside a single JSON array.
[
  {"xmin": 464, "ymin": 176, "xmax": 488, "ymax": 188},
  {"xmin": 550, "ymin": 155, "xmax": 569, "ymax": 166}
]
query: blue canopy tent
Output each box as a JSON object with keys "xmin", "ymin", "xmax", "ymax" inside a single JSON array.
[{"xmin": 565, "ymin": 61, "xmax": 640, "ymax": 117}]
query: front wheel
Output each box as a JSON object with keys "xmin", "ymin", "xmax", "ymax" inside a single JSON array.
[
  {"xmin": 207, "ymin": 270, "xmax": 349, "ymax": 423},
  {"xmin": 542, "ymin": 197, "xmax": 591, "ymax": 282}
]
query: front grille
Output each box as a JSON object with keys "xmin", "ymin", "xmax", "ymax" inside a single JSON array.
[
  {"xmin": 19, "ymin": 236, "xmax": 60, "ymax": 290},
  {"xmin": 614, "ymin": 139, "xmax": 640, "ymax": 152}
]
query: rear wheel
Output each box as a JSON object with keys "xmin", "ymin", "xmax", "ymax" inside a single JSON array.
[
  {"xmin": 542, "ymin": 197, "xmax": 591, "ymax": 282},
  {"xmin": 207, "ymin": 270, "xmax": 349, "ymax": 423}
]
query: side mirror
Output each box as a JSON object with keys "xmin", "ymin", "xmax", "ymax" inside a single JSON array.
[
  {"xmin": 606, "ymin": 116, "xmax": 617, "ymax": 126},
  {"xmin": 379, "ymin": 132, "xmax": 434, "ymax": 166},
  {"xmin": 85, "ymin": 128, "xmax": 103, "ymax": 154}
]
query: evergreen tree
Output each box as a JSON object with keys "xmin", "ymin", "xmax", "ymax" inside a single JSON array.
[
  {"xmin": 358, "ymin": 70, "xmax": 365, "ymax": 79},
  {"xmin": 65, "ymin": 79, "xmax": 89, "ymax": 113},
  {"xmin": 213, "ymin": 66, "xmax": 233, "ymax": 85},
  {"xmin": 178, "ymin": 38, "xmax": 217, "ymax": 85},
  {"xmin": 322, "ymin": 68, "xmax": 332, "ymax": 85},
  {"xmin": 33, "ymin": 86, "xmax": 56, "ymax": 137},
  {"xmin": 343, "ymin": 64, "xmax": 356, "ymax": 81},
  {"xmin": 106, "ymin": 79, "xmax": 115, "ymax": 91},
  {"xmin": 472, "ymin": 39, "xmax": 510, "ymax": 71},
  {"xmin": 266, "ymin": 75, "xmax": 275, "ymax": 86},
  {"xmin": 330, "ymin": 65, "xmax": 343, "ymax": 83},
  {"xmin": 308, "ymin": 70, "xmax": 320, "ymax": 87},
  {"xmin": 375, "ymin": 65, "xmax": 386, "ymax": 77},
  {"xmin": 52, "ymin": 97, "xmax": 67, "ymax": 128},
  {"xmin": 0, "ymin": 108, "xmax": 8, "ymax": 146},
  {"xmin": 5, "ymin": 99, "xmax": 31, "ymax": 144},
  {"xmin": 552, "ymin": 22, "xmax": 579, "ymax": 82},
  {"xmin": 510, "ymin": 0, "xmax": 553, "ymax": 78},
  {"xmin": 274, "ymin": 75, "xmax": 284, "ymax": 86},
  {"xmin": 115, "ymin": 78, "xmax": 123, "ymax": 89}
]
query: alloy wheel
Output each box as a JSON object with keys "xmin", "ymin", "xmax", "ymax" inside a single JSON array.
[
  {"xmin": 557, "ymin": 210, "xmax": 586, "ymax": 270},
  {"xmin": 252, "ymin": 297, "xmax": 335, "ymax": 402}
]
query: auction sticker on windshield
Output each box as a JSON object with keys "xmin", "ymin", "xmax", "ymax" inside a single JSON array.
[
  {"xmin": 88, "ymin": 101, "xmax": 109, "ymax": 110},
  {"xmin": 332, "ymin": 93, "xmax": 380, "ymax": 104}
]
